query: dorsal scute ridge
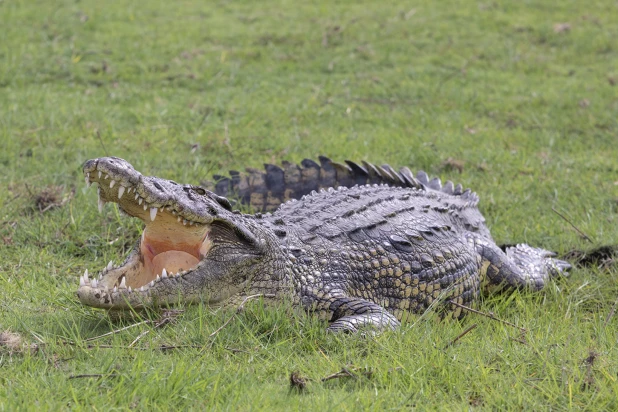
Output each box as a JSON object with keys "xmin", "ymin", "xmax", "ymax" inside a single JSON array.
[{"xmin": 204, "ymin": 157, "xmax": 477, "ymax": 212}]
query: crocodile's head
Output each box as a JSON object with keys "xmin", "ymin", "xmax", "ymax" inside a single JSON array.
[{"xmin": 77, "ymin": 157, "xmax": 266, "ymax": 309}]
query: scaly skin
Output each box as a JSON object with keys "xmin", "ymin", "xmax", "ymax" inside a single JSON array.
[{"xmin": 77, "ymin": 157, "xmax": 570, "ymax": 332}]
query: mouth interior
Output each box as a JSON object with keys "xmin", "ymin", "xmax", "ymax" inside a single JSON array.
[
  {"xmin": 134, "ymin": 212, "xmax": 211, "ymax": 288},
  {"xmin": 93, "ymin": 176, "xmax": 212, "ymax": 290}
]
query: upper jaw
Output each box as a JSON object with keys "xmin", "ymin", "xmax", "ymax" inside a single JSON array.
[{"xmin": 83, "ymin": 157, "xmax": 214, "ymax": 225}]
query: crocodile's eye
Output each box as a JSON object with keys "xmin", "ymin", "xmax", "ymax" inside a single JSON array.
[{"xmin": 192, "ymin": 186, "xmax": 206, "ymax": 195}]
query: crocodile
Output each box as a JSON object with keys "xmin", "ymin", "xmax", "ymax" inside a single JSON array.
[{"xmin": 77, "ymin": 157, "xmax": 571, "ymax": 332}]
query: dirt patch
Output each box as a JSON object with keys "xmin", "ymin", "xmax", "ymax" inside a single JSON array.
[
  {"xmin": 289, "ymin": 371, "xmax": 308, "ymax": 392},
  {"xmin": 440, "ymin": 157, "xmax": 465, "ymax": 174},
  {"xmin": 0, "ymin": 330, "xmax": 38, "ymax": 355},
  {"xmin": 26, "ymin": 184, "xmax": 74, "ymax": 213}
]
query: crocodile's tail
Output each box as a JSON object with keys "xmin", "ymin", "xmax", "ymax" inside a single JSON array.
[{"xmin": 202, "ymin": 156, "xmax": 478, "ymax": 212}]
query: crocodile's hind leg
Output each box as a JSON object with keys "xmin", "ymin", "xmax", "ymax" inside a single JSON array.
[
  {"xmin": 472, "ymin": 236, "xmax": 571, "ymax": 292},
  {"xmin": 321, "ymin": 296, "xmax": 400, "ymax": 333}
]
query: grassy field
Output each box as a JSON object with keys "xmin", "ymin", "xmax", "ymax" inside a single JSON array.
[{"xmin": 1, "ymin": 0, "xmax": 617, "ymax": 409}]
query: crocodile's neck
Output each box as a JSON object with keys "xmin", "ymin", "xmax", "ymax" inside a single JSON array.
[{"xmin": 228, "ymin": 212, "xmax": 294, "ymax": 296}]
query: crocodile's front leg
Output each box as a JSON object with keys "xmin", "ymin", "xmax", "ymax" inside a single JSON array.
[
  {"xmin": 322, "ymin": 296, "xmax": 400, "ymax": 333},
  {"xmin": 470, "ymin": 235, "xmax": 571, "ymax": 292}
]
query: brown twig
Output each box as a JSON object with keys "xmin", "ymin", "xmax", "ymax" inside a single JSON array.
[
  {"xmin": 68, "ymin": 373, "xmax": 118, "ymax": 380},
  {"xmin": 6, "ymin": 193, "xmax": 21, "ymax": 204},
  {"xmin": 128, "ymin": 329, "xmax": 151, "ymax": 347},
  {"xmin": 321, "ymin": 368, "xmax": 357, "ymax": 382},
  {"xmin": 40, "ymin": 195, "xmax": 72, "ymax": 213},
  {"xmin": 159, "ymin": 344, "xmax": 202, "ymax": 351},
  {"xmin": 84, "ymin": 320, "xmax": 152, "ymax": 342},
  {"xmin": 224, "ymin": 347, "xmax": 253, "ymax": 354},
  {"xmin": 510, "ymin": 329, "xmax": 528, "ymax": 345},
  {"xmin": 127, "ymin": 314, "xmax": 178, "ymax": 347},
  {"xmin": 551, "ymin": 207, "xmax": 594, "ymax": 243},
  {"xmin": 86, "ymin": 344, "xmax": 146, "ymax": 350},
  {"xmin": 604, "ymin": 297, "xmax": 618, "ymax": 327},
  {"xmin": 321, "ymin": 366, "xmax": 373, "ymax": 382},
  {"xmin": 449, "ymin": 301, "xmax": 526, "ymax": 332},
  {"xmin": 95, "ymin": 129, "xmax": 108, "ymax": 156},
  {"xmin": 24, "ymin": 183, "xmax": 34, "ymax": 197},
  {"xmin": 84, "ymin": 310, "xmax": 182, "ymax": 343},
  {"xmin": 581, "ymin": 350, "xmax": 599, "ymax": 390},
  {"xmin": 208, "ymin": 294, "xmax": 275, "ymax": 338},
  {"xmin": 443, "ymin": 324, "xmax": 477, "ymax": 349},
  {"xmin": 83, "ymin": 344, "xmax": 200, "ymax": 351}
]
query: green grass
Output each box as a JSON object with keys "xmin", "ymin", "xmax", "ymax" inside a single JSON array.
[{"xmin": 1, "ymin": 0, "xmax": 617, "ymax": 409}]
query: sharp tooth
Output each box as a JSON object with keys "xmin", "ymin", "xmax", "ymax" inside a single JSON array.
[
  {"xmin": 135, "ymin": 193, "xmax": 139, "ymax": 200},
  {"xmin": 150, "ymin": 207, "xmax": 158, "ymax": 221},
  {"xmin": 104, "ymin": 174, "xmax": 110, "ymax": 179},
  {"xmin": 162, "ymin": 268, "xmax": 168, "ymax": 278},
  {"xmin": 183, "ymin": 219, "xmax": 188, "ymax": 225},
  {"xmin": 92, "ymin": 279, "xmax": 98, "ymax": 288},
  {"xmin": 143, "ymin": 204, "xmax": 147, "ymax": 210},
  {"xmin": 85, "ymin": 174, "xmax": 91, "ymax": 187},
  {"xmin": 189, "ymin": 220, "xmax": 194, "ymax": 226},
  {"xmin": 140, "ymin": 286, "xmax": 145, "ymax": 292},
  {"xmin": 138, "ymin": 197, "xmax": 143, "ymax": 205},
  {"xmin": 98, "ymin": 171, "xmax": 102, "ymax": 178},
  {"xmin": 150, "ymin": 280, "xmax": 155, "ymax": 287},
  {"xmin": 118, "ymin": 186, "xmax": 125, "ymax": 199},
  {"xmin": 109, "ymin": 180, "xmax": 116, "ymax": 188},
  {"xmin": 107, "ymin": 260, "xmax": 113, "ymax": 271},
  {"xmin": 128, "ymin": 286, "xmax": 132, "ymax": 293},
  {"xmin": 177, "ymin": 216, "xmax": 181, "ymax": 222},
  {"xmin": 84, "ymin": 269, "xmax": 89, "ymax": 282},
  {"xmin": 156, "ymin": 275, "xmax": 161, "ymax": 281},
  {"xmin": 113, "ymin": 286, "xmax": 118, "ymax": 293},
  {"xmin": 97, "ymin": 187, "xmax": 105, "ymax": 213},
  {"xmin": 80, "ymin": 276, "xmax": 85, "ymax": 286},
  {"xmin": 119, "ymin": 276, "xmax": 127, "ymax": 289},
  {"xmin": 172, "ymin": 210, "xmax": 176, "ymax": 215}
]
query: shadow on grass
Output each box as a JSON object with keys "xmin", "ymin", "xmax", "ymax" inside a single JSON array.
[{"xmin": 564, "ymin": 245, "xmax": 617, "ymax": 270}]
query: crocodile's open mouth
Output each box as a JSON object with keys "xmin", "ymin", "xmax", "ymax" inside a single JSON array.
[{"xmin": 79, "ymin": 158, "xmax": 213, "ymax": 298}]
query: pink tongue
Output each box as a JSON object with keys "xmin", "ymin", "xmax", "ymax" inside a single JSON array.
[{"xmin": 151, "ymin": 251, "xmax": 199, "ymax": 276}]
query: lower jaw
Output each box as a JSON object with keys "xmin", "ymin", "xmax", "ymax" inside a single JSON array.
[
  {"xmin": 77, "ymin": 284, "xmax": 149, "ymax": 309},
  {"xmin": 92, "ymin": 238, "xmax": 204, "ymax": 291}
]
